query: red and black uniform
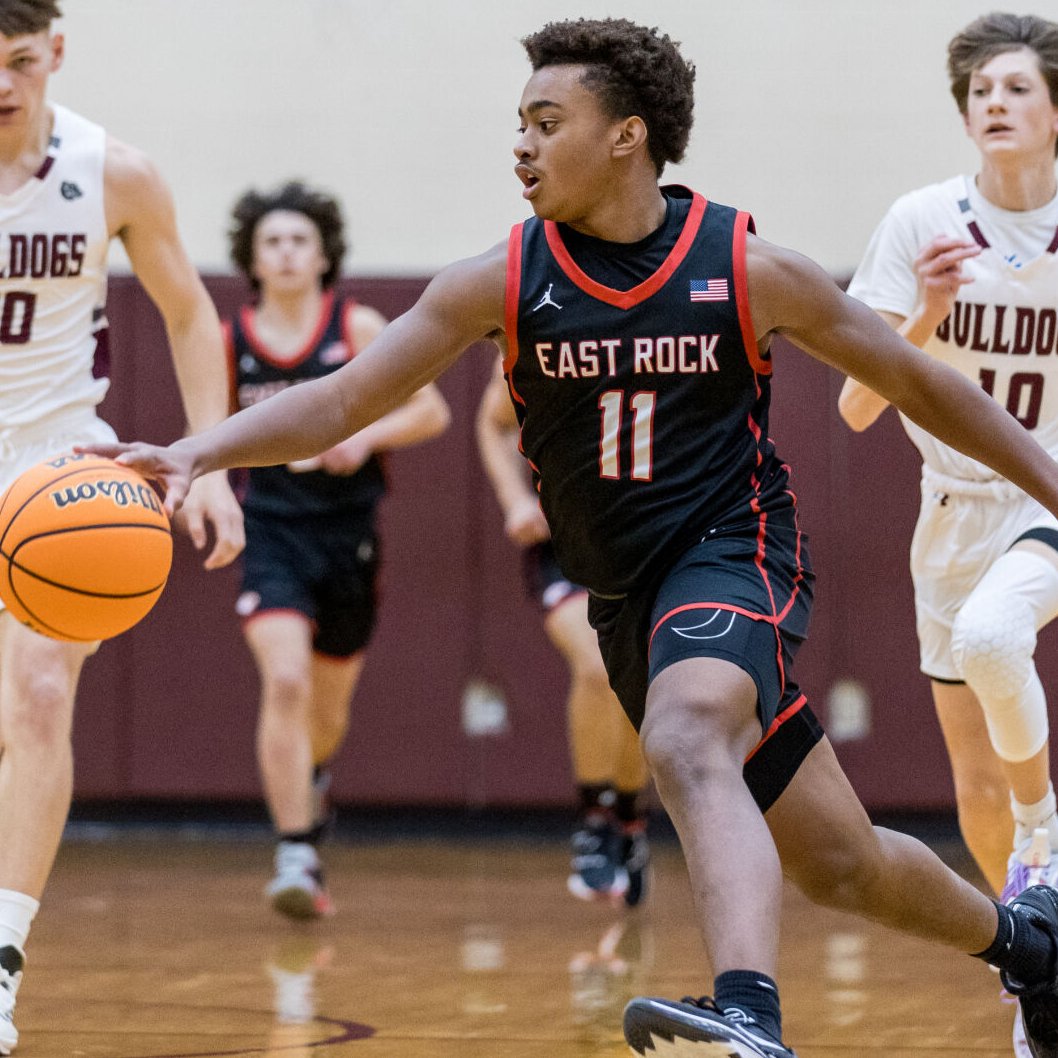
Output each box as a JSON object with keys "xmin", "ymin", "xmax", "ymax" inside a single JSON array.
[
  {"xmin": 505, "ymin": 186, "xmax": 821, "ymax": 810},
  {"xmin": 227, "ymin": 291, "xmax": 383, "ymax": 657}
]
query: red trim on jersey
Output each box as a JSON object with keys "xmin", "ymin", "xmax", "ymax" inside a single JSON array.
[
  {"xmin": 504, "ymin": 224, "xmax": 524, "ymax": 385},
  {"xmin": 339, "ymin": 298, "xmax": 360, "ymax": 360},
  {"xmin": 1047, "ymin": 227, "xmax": 1058, "ymax": 255},
  {"xmin": 34, "ymin": 155, "xmax": 55, "ymax": 181},
  {"xmin": 222, "ymin": 319, "xmax": 238, "ymax": 416},
  {"xmin": 734, "ymin": 211, "xmax": 769, "ymax": 375},
  {"xmin": 744, "ymin": 693, "xmax": 809, "ymax": 762},
  {"xmin": 542, "ymin": 192, "xmax": 708, "ymax": 310},
  {"xmin": 240, "ymin": 288, "xmax": 337, "ymax": 369}
]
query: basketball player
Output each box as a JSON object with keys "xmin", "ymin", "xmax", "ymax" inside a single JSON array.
[
  {"xmin": 225, "ymin": 181, "xmax": 449, "ymax": 919},
  {"xmin": 0, "ymin": 2, "xmax": 243, "ymax": 1051},
  {"xmin": 82, "ymin": 18, "xmax": 1058, "ymax": 1058},
  {"xmin": 476, "ymin": 356, "xmax": 649, "ymax": 906},
  {"xmin": 839, "ymin": 13, "xmax": 1058, "ymax": 912}
]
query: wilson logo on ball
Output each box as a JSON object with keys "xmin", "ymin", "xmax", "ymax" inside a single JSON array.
[{"xmin": 49, "ymin": 479, "xmax": 163, "ymax": 513}]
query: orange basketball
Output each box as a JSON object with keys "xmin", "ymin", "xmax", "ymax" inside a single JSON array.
[{"xmin": 0, "ymin": 453, "xmax": 172, "ymax": 642}]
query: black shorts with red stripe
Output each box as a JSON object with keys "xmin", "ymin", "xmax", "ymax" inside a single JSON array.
[{"xmin": 588, "ymin": 509, "xmax": 823, "ymax": 812}]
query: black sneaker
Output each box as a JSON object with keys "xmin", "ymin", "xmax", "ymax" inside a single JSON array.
[
  {"xmin": 620, "ymin": 822, "xmax": 651, "ymax": 908},
  {"xmin": 568, "ymin": 810, "xmax": 625, "ymax": 903},
  {"xmin": 623, "ymin": 995, "xmax": 796, "ymax": 1057},
  {"xmin": 1003, "ymin": 884, "xmax": 1058, "ymax": 1058}
]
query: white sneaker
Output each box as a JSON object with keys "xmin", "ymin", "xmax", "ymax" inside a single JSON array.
[
  {"xmin": 1001, "ymin": 828, "xmax": 1056, "ymax": 905},
  {"xmin": 266, "ymin": 841, "xmax": 334, "ymax": 920},
  {"xmin": 0, "ymin": 947, "xmax": 24, "ymax": 1055}
]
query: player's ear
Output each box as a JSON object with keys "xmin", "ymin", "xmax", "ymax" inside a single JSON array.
[
  {"xmin": 49, "ymin": 33, "xmax": 65, "ymax": 74},
  {"xmin": 613, "ymin": 115, "xmax": 648, "ymax": 160}
]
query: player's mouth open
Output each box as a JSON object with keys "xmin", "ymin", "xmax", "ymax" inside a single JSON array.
[{"xmin": 515, "ymin": 164, "xmax": 540, "ymax": 198}]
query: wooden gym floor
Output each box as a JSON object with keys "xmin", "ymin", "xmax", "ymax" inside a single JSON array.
[{"xmin": 17, "ymin": 817, "xmax": 1017, "ymax": 1057}]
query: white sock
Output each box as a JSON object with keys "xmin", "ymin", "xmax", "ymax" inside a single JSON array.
[
  {"xmin": 0, "ymin": 890, "xmax": 38, "ymax": 953},
  {"xmin": 1012, "ymin": 784, "xmax": 1058, "ymax": 848}
]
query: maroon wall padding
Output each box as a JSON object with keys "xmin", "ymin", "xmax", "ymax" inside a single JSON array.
[{"xmin": 73, "ymin": 275, "xmax": 1058, "ymax": 810}]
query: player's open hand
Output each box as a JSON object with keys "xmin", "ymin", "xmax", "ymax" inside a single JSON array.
[{"xmin": 177, "ymin": 471, "xmax": 245, "ymax": 569}]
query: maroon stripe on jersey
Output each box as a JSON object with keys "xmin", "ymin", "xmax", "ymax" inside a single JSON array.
[
  {"xmin": 542, "ymin": 191, "xmax": 708, "ymax": 310},
  {"xmin": 734, "ymin": 211, "xmax": 769, "ymax": 376},
  {"xmin": 967, "ymin": 221, "xmax": 990, "ymax": 249},
  {"xmin": 504, "ymin": 223, "xmax": 525, "ymax": 400},
  {"xmin": 34, "ymin": 155, "xmax": 54, "ymax": 181},
  {"xmin": 240, "ymin": 289, "xmax": 337, "ymax": 369},
  {"xmin": 1047, "ymin": 227, "xmax": 1058, "ymax": 255},
  {"xmin": 745, "ymin": 693, "xmax": 809, "ymax": 763}
]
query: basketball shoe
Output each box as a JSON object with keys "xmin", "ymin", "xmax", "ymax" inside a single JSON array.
[
  {"xmin": 619, "ymin": 821, "xmax": 651, "ymax": 908},
  {"xmin": 624, "ymin": 995, "xmax": 796, "ymax": 1057},
  {"xmin": 1002, "ymin": 829, "xmax": 1058, "ymax": 906},
  {"xmin": 0, "ymin": 946, "xmax": 24, "ymax": 1056},
  {"xmin": 568, "ymin": 810, "xmax": 626, "ymax": 904},
  {"xmin": 1001, "ymin": 884, "xmax": 1058, "ymax": 1058},
  {"xmin": 266, "ymin": 841, "xmax": 334, "ymax": 921}
]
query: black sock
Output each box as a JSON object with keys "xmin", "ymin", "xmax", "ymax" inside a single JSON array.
[
  {"xmin": 577, "ymin": 784, "xmax": 615, "ymax": 815},
  {"xmin": 974, "ymin": 900, "xmax": 1056, "ymax": 986},
  {"xmin": 278, "ymin": 825, "xmax": 324, "ymax": 847},
  {"xmin": 713, "ymin": 970, "xmax": 782, "ymax": 1043},
  {"xmin": 614, "ymin": 789, "xmax": 642, "ymax": 824}
]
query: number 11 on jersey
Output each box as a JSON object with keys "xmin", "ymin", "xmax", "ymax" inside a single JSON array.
[{"xmin": 598, "ymin": 389, "xmax": 655, "ymax": 481}]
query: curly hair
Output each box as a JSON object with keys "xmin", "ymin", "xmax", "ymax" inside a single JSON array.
[
  {"xmin": 521, "ymin": 18, "xmax": 695, "ymax": 176},
  {"xmin": 948, "ymin": 13, "xmax": 1058, "ymax": 140},
  {"xmin": 228, "ymin": 181, "xmax": 347, "ymax": 291},
  {"xmin": 0, "ymin": 0, "xmax": 63, "ymax": 35}
]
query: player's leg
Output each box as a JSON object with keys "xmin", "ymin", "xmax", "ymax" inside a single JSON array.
[
  {"xmin": 244, "ymin": 612, "xmax": 331, "ymax": 919},
  {"xmin": 0, "ymin": 614, "xmax": 94, "ymax": 1053},
  {"xmin": 306, "ymin": 651, "xmax": 364, "ymax": 834},
  {"xmin": 245, "ymin": 612, "xmax": 317, "ymax": 833},
  {"xmin": 545, "ymin": 591, "xmax": 649, "ymax": 903},
  {"xmin": 932, "ymin": 679, "xmax": 1012, "ymax": 894},
  {"xmin": 950, "ymin": 538, "xmax": 1058, "ymax": 898}
]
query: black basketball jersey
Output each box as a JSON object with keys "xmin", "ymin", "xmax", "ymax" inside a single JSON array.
[
  {"xmin": 506, "ymin": 185, "xmax": 794, "ymax": 596},
  {"xmin": 228, "ymin": 290, "xmax": 386, "ymax": 518}
]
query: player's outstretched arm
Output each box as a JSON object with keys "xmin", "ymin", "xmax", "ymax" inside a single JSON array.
[
  {"xmin": 312, "ymin": 303, "xmax": 452, "ymax": 475},
  {"xmin": 80, "ymin": 242, "xmax": 509, "ymax": 514},
  {"xmin": 747, "ymin": 235, "xmax": 1058, "ymax": 515},
  {"xmin": 105, "ymin": 137, "xmax": 244, "ymax": 568}
]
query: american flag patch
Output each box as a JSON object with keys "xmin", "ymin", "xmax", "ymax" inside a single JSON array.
[{"xmin": 690, "ymin": 278, "xmax": 729, "ymax": 302}]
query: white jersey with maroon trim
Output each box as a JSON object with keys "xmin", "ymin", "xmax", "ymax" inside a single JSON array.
[
  {"xmin": 849, "ymin": 174, "xmax": 1058, "ymax": 483},
  {"xmin": 0, "ymin": 103, "xmax": 109, "ymax": 431}
]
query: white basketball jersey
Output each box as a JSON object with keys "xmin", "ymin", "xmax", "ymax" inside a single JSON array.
[
  {"xmin": 0, "ymin": 103, "xmax": 109, "ymax": 430},
  {"xmin": 849, "ymin": 174, "xmax": 1058, "ymax": 482}
]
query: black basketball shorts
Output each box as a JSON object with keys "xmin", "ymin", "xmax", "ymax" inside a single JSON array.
[
  {"xmin": 588, "ymin": 512, "xmax": 823, "ymax": 811},
  {"xmin": 237, "ymin": 506, "xmax": 380, "ymax": 658}
]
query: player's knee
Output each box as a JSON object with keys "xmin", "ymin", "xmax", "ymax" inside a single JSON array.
[
  {"xmin": 5, "ymin": 674, "xmax": 73, "ymax": 749},
  {"xmin": 262, "ymin": 667, "xmax": 312, "ymax": 714},
  {"xmin": 640, "ymin": 694, "xmax": 739, "ymax": 794},
  {"xmin": 570, "ymin": 656, "xmax": 613, "ymax": 702},
  {"xmin": 951, "ymin": 596, "xmax": 1035, "ymax": 701},
  {"xmin": 787, "ymin": 832, "xmax": 883, "ymax": 912}
]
